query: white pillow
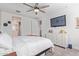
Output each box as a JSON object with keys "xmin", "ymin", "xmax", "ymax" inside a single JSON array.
[{"xmin": 0, "ymin": 33, "xmax": 12, "ymax": 50}]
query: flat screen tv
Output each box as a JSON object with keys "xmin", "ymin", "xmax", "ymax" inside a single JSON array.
[{"xmin": 50, "ymin": 15, "xmax": 66, "ymax": 27}]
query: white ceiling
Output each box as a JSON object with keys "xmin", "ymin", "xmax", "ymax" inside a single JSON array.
[{"xmin": 0, "ymin": 3, "xmax": 68, "ymax": 19}]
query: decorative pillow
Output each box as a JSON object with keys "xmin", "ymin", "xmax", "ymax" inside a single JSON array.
[{"xmin": 0, "ymin": 33, "xmax": 12, "ymax": 50}]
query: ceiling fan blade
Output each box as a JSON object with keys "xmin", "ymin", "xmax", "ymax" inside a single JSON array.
[
  {"xmin": 39, "ymin": 9, "xmax": 45, "ymax": 13},
  {"xmin": 39, "ymin": 5, "xmax": 49, "ymax": 9},
  {"xmin": 27, "ymin": 9, "xmax": 33, "ymax": 12},
  {"xmin": 35, "ymin": 3, "xmax": 39, "ymax": 7},
  {"xmin": 23, "ymin": 3, "xmax": 33, "ymax": 8}
]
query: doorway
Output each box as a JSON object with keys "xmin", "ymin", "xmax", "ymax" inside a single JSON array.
[{"xmin": 12, "ymin": 16, "xmax": 21, "ymax": 38}]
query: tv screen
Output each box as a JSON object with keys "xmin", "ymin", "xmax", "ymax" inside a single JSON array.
[{"xmin": 50, "ymin": 15, "xmax": 66, "ymax": 27}]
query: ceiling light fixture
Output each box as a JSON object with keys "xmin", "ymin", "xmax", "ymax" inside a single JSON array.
[
  {"xmin": 23, "ymin": 3, "xmax": 49, "ymax": 15},
  {"xmin": 34, "ymin": 9, "xmax": 39, "ymax": 13}
]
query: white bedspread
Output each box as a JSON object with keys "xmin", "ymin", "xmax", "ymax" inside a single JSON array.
[{"xmin": 13, "ymin": 36, "xmax": 54, "ymax": 56}]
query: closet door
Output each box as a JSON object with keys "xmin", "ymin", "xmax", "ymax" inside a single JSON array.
[
  {"xmin": 31, "ymin": 20, "xmax": 39, "ymax": 36},
  {"xmin": 21, "ymin": 18, "xmax": 31, "ymax": 35},
  {"xmin": 21, "ymin": 18, "xmax": 39, "ymax": 36}
]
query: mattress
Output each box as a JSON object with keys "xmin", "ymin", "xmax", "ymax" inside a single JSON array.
[{"xmin": 13, "ymin": 36, "xmax": 54, "ymax": 56}]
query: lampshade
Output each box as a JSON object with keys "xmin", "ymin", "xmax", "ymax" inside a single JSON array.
[{"xmin": 34, "ymin": 9, "xmax": 39, "ymax": 12}]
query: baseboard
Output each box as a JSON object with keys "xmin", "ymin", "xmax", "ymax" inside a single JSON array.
[{"xmin": 54, "ymin": 44, "xmax": 65, "ymax": 49}]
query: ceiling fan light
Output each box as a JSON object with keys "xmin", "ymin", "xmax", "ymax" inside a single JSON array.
[{"xmin": 34, "ymin": 9, "xmax": 39, "ymax": 12}]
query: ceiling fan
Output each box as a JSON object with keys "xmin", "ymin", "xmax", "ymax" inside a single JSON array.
[{"xmin": 23, "ymin": 3, "xmax": 49, "ymax": 15}]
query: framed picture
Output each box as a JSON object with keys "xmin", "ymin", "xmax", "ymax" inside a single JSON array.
[{"xmin": 50, "ymin": 15, "xmax": 66, "ymax": 27}]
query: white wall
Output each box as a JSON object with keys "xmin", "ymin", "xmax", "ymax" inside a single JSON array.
[
  {"xmin": 45, "ymin": 4, "xmax": 68, "ymax": 47},
  {"xmin": 0, "ymin": 11, "xmax": 40, "ymax": 36},
  {"xmin": 66, "ymin": 4, "xmax": 79, "ymax": 49},
  {"xmin": 1, "ymin": 11, "xmax": 18, "ymax": 35},
  {"xmin": 43, "ymin": 4, "xmax": 79, "ymax": 49}
]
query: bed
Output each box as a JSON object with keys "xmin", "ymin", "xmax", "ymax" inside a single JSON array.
[
  {"xmin": 0, "ymin": 33, "xmax": 54, "ymax": 56},
  {"xmin": 13, "ymin": 36, "xmax": 54, "ymax": 56},
  {"xmin": 0, "ymin": 33, "xmax": 13, "ymax": 56}
]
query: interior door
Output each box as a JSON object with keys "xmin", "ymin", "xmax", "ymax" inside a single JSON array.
[
  {"xmin": 31, "ymin": 19, "xmax": 39, "ymax": 36},
  {"xmin": 12, "ymin": 16, "xmax": 21, "ymax": 38}
]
